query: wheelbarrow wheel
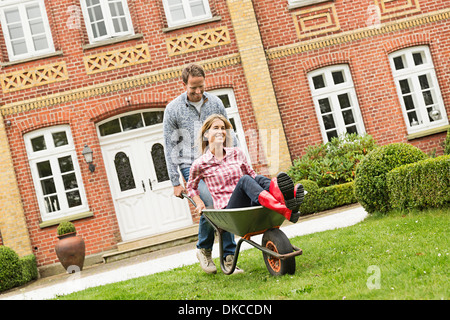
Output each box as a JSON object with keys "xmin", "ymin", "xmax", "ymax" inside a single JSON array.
[{"xmin": 261, "ymin": 228, "xmax": 296, "ymax": 276}]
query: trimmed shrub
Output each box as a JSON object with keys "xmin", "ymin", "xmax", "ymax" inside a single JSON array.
[
  {"xmin": 57, "ymin": 221, "xmax": 76, "ymax": 235},
  {"xmin": 0, "ymin": 247, "xmax": 38, "ymax": 292},
  {"xmin": 298, "ymin": 180, "xmax": 357, "ymax": 215},
  {"xmin": 354, "ymin": 143, "xmax": 428, "ymax": 214},
  {"xmin": 0, "ymin": 246, "xmax": 21, "ymax": 292},
  {"xmin": 387, "ymin": 155, "xmax": 450, "ymax": 210},
  {"xmin": 288, "ymin": 133, "xmax": 377, "ymax": 188}
]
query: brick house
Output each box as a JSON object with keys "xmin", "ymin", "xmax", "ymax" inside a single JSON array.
[{"xmin": 0, "ymin": 0, "xmax": 448, "ymax": 273}]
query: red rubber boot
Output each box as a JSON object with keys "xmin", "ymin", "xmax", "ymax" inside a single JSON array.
[{"xmin": 258, "ymin": 190, "xmax": 294, "ymax": 221}]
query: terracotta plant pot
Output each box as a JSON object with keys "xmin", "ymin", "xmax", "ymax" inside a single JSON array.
[{"xmin": 55, "ymin": 232, "xmax": 85, "ymax": 273}]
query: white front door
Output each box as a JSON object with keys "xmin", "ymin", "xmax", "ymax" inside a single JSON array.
[{"xmin": 98, "ymin": 111, "xmax": 192, "ymax": 241}]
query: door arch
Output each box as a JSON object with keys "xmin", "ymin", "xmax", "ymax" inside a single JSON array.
[{"xmin": 97, "ymin": 109, "xmax": 192, "ymax": 241}]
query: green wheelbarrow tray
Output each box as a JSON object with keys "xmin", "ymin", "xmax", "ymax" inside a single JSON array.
[{"xmin": 182, "ymin": 194, "xmax": 303, "ymax": 276}]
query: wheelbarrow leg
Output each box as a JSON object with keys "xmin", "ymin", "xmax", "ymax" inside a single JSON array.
[{"xmin": 217, "ymin": 228, "xmax": 245, "ymax": 275}]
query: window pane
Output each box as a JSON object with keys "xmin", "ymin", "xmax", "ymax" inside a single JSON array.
[
  {"xmin": 326, "ymin": 130, "xmax": 338, "ymax": 141},
  {"xmin": 313, "ymin": 75, "xmax": 325, "ymax": 89},
  {"xmin": 31, "ymin": 136, "xmax": 46, "ymax": 152},
  {"xmin": 422, "ymin": 91, "xmax": 434, "ymax": 106},
  {"xmin": 37, "ymin": 161, "xmax": 52, "ymax": 178},
  {"xmin": 338, "ymin": 93, "xmax": 351, "ymax": 109},
  {"xmin": 41, "ymin": 178, "xmax": 56, "ymax": 195},
  {"xmin": 346, "ymin": 125, "xmax": 358, "ymax": 134},
  {"xmin": 52, "ymin": 131, "xmax": 69, "ymax": 147},
  {"xmin": 32, "ymin": 35, "xmax": 48, "ymax": 51},
  {"xmin": 413, "ymin": 52, "xmax": 424, "ymax": 66},
  {"xmin": 11, "ymin": 40, "xmax": 27, "ymax": 55},
  {"xmin": 332, "ymin": 71, "xmax": 345, "ymax": 84},
  {"xmin": 170, "ymin": 7, "xmax": 186, "ymax": 21},
  {"xmin": 190, "ymin": 1, "xmax": 206, "ymax": 17},
  {"xmin": 393, "ymin": 56, "xmax": 405, "ymax": 70},
  {"xmin": 151, "ymin": 144, "xmax": 170, "ymax": 183},
  {"xmin": 99, "ymin": 119, "xmax": 121, "ymax": 136},
  {"xmin": 342, "ymin": 109, "xmax": 355, "ymax": 125},
  {"xmin": 58, "ymin": 156, "xmax": 74, "ymax": 173},
  {"xmin": 322, "ymin": 114, "xmax": 336, "ymax": 130},
  {"xmin": 143, "ymin": 111, "xmax": 164, "ymax": 126},
  {"xmin": 66, "ymin": 190, "xmax": 82, "ymax": 208},
  {"xmin": 418, "ymin": 74, "xmax": 430, "ymax": 90},
  {"xmin": 62, "ymin": 173, "xmax": 78, "ymax": 190},
  {"xmin": 218, "ymin": 94, "xmax": 231, "ymax": 108},
  {"xmin": 44, "ymin": 195, "xmax": 60, "ymax": 213},
  {"xmin": 114, "ymin": 152, "xmax": 136, "ymax": 192},
  {"xmin": 407, "ymin": 111, "xmax": 419, "ymax": 126},
  {"xmin": 5, "ymin": 9, "xmax": 21, "ymax": 24},
  {"xmin": 403, "ymin": 95, "xmax": 415, "ymax": 110},
  {"xmin": 318, "ymin": 98, "xmax": 331, "ymax": 113},
  {"xmin": 121, "ymin": 113, "xmax": 144, "ymax": 131},
  {"xmin": 399, "ymin": 79, "xmax": 411, "ymax": 94},
  {"xmin": 26, "ymin": 5, "xmax": 41, "ymax": 19},
  {"xmin": 8, "ymin": 24, "xmax": 24, "ymax": 39}
]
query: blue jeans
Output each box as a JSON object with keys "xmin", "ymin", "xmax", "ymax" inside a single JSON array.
[
  {"xmin": 180, "ymin": 167, "xmax": 236, "ymax": 258},
  {"xmin": 226, "ymin": 175, "xmax": 271, "ymax": 209}
]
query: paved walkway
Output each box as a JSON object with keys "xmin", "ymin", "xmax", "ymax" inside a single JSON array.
[{"xmin": 1, "ymin": 204, "xmax": 367, "ymax": 300}]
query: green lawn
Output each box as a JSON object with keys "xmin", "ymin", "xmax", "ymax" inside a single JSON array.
[{"xmin": 56, "ymin": 208, "xmax": 449, "ymax": 300}]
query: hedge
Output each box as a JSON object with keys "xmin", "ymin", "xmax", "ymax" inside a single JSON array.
[
  {"xmin": 298, "ymin": 180, "xmax": 357, "ymax": 215},
  {"xmin": 0, "ymin": 246, "xmax": 38, "ymax": 292},
  {"xmin": 387, "ymin": 155, "xmax": 450, "ymax": 211},
  {"xmin": 354, "ymin": 143, "xmax": 428, "ymax": 214}
]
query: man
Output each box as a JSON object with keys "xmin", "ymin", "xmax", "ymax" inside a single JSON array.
[{"xmin": 163, "ymin": 63, "xmax": 243, "ymax": 274}]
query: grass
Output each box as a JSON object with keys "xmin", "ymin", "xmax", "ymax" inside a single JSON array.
[{"xmin": 56, "ymin": 208, "xmax": 449, "ymax": 300}]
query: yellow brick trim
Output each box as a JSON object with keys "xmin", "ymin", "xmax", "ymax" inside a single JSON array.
[
  {"xmin": 166, "ymin": 26, "xmax": 231, "ymax": 56},
  {"xmin": 292, "ymin": 3, "xmax": 341, "ymax": 39},
  {"xmin": 0, "ymin": 53, "xmax": 241, "ymax": 116},
  {"xmin": 84, "ymin": 44, "xmax": 151, "ymax": 75},
  {"xmin": 0, "ymin": 113, "xmax": 32, "ymax": 257},
  {"xmin": 0, "ymin": 61, "xmax": 68, "ymax": 93},
  {"xmin": 267, "ymin": 7, "xmax": 450, "ymax": 60},
  {"xmin": 376, "ymin": 0, "xmax": 421, "ymax": 20}
]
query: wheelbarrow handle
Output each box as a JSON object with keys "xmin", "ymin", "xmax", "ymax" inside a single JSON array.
[{"xmin": 181, "ymin": 192, "xmax": 197, "ymax": 207}]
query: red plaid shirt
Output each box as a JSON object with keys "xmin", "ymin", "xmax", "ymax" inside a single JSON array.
[{"xmin": 187, "ymin": 147, "xmax": 256, "ymax": 209}]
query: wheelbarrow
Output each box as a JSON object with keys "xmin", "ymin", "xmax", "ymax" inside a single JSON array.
[{"xmin": 182, "ymin": 194, "xmax": 303, "ymax": 276}]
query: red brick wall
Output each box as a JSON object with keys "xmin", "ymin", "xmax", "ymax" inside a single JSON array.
[{"xmin": 255, "ymin": 0, "xmax": 450, "ymax": 159}]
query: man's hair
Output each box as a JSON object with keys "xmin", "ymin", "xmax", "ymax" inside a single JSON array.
[{"xmin": 181, "ymin": 63, "xmax": 205, "ymax": 84}]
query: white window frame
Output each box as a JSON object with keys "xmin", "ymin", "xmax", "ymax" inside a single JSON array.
[
  {"xmin": 210, "ymin": 88, "xmax": 251, "ymax": 164},
  {"xmin": 24, "ymin": 125, "xmax": 89, "ymax": 222},
  {"xmin": 0, "ymin": 0, "xmax": 55, "ymax": 61},
  {"xmin": 162, "ymin": 0, "xmax": 212, "ymax": 28},
  {"xmin": 80, "ymin": 0, "xmax": 134, "ymax": 44},
  {"xmin": 389, "ymin": 46, "xmax": 448, "ymax": 134},
  {"xmin": 308, "ymin": 64, "xmax": 366, "ymax": 143}
]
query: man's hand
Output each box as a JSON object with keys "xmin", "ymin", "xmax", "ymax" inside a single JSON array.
[
  {"xmin": 173, "ymin": 185, "xmax": 186, "ymax": 198},
  {"xmin": 193, "ymin": 195, "xmax": 206, "ymax": 215}
]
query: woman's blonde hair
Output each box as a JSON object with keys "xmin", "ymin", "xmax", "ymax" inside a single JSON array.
[{"xmin": 199, "ymin": 114, "xmax": 233, "ymax": 154}]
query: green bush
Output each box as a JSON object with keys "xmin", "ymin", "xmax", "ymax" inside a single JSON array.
[
  {"xmin": 0, "ymin": 246, "xmax": 38, "ymax": 292},
  {"xmin": 0, "ymin": 246, "xmax": 21, "ymax": 292},
  {"xmin": 387, "ymin": 155, "xmax": 450, "ymax": 210},
  {"xmin": 298, "ymin": 180, "xmax": 357, "ymax": 215},
  {"xmin": 288, "ymin": 133, "xmax": 377, "ymax": 187},
  {"xmin": 57, "ymin": 221, "xmax": 76, "ymax": 236},
  {"xmin": 354, "ymin": 143, "xmax": 428, "ymax": 214}
]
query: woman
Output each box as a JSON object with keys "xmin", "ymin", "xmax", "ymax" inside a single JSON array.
[{"xmin": 186, "ymin": 114, "xmax": 303, "ymax": 223}]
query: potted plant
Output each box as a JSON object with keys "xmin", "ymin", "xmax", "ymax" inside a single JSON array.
[{"xmin": 55, "ymin": 221, "xmax": 85, "ymax": 273}]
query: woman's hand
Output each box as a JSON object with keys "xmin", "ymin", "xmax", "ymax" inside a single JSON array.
[{"xmin": 193, "ymin": 196, "xmax": 206, "ymax": 215}]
